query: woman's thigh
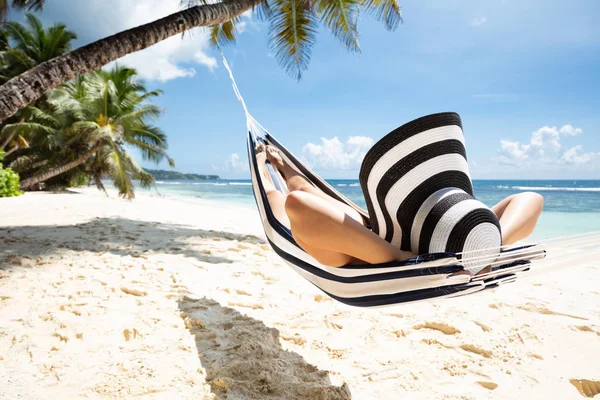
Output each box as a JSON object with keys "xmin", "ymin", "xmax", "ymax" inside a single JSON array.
[
  {"xmin": 294, "ymin": 235, "xmax": 358, "ymax": 267},
  {"xmin": 285, "ymin": 191, "xmax": 411, "ymax": 266}
]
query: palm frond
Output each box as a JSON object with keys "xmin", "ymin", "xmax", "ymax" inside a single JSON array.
[
  {"xmin": 1, "ymin": 121, "xmax": 57, "ymax": 137},
  {"xmin": 116, "ymin": 104, "xmax": 163, "ymax": 128},
  {"xmin": 44, "ymin": 24, "xmax": 77, "ymax": 59},
  {"xmin": 315, "ymin": 0, "xmax": 360, "ymax": 51},
  {"xmin": 7, "ymin": 154, "xmax": 34, "ymax": 172},
  {"xmin": 128, "ymin": 126, "xmax": 168, "ymax": 148},
  {"xmin": 4, "ymin": 20, "xmax": 35, "ymax": 50},
  {"xmin": 125, "ymin": 138, "xmax": 173, "ymax": 165},
  {"xmin": 123, "ymin": 152, "xmax": 155, "ymax": 190},
  {"xmin": 1, "ymin": 48, "xmax": 36, "ymax": 70},
  {"xmin": 137, "ymin": 89, "xmax": 163, "ymax": 102},
  {"xmin": 362, "ymin": 0, "xmax": 402, "ymax": 31},
  {"xmin": 105, "ymin": 142, "xmax": 134, "ymax": 199},
  {"xmin": 23, "ymin": 105, "xmax": 60, "ymax": 127},
  {"xmin": 209, "ymin": 18, "xmax": 240, "ymax": 46},
  {"xmin": 269, "ymin": 0, "xmax": 318, "ymax": 80},
  {"xmin": 7, "ymin": 154, "xmax": 45, "ymax": 172},
  {"xmin": 12, "ymin": 0, "xmax": 44, "ymax": 12},
  {"xmin": 254, "ymin": 0, "xmax": 274, "ymax": 21}
]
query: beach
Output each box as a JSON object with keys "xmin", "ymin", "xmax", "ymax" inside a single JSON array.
[{"xmin": 1, "ymin": 189, "xmax": 599, "ymax": 399}]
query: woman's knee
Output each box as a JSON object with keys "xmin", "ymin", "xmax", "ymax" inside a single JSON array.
[
  {"xmin": 284, "ymin": 191, "xmax": 313, "ymax": 219},
  {"xmin": 522, "ymin": 192, "xmax": 544, "ymax": 212}
]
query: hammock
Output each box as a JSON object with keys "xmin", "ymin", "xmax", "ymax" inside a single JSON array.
[{"xmin": 222, "ymin": 54, "xmax": 550, "ymax": 307}]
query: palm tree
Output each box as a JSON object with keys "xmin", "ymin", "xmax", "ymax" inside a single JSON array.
[
  {"xmin": 0, "ymin": 13, "xmax": 76, "ymax": 159},
  {"xmin": 0, "ymin": 13, "xmax": 76, "ymax": 83},
  {"xmin": 0, "ymin": 0, "xmax": 402, "ymax": 123},
  {"xmin": 0, "ymin": 0, "xmax": 44, "ymax": 22},
  {"xmin": 13, "ymin": 65, "xmax": 173, "ymax": 198}
]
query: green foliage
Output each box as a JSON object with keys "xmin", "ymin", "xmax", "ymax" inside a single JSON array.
[
  {"xmin": 145, "ymin": 168, "xmax": 219, "ymax": 181},
  {"xmin": 0, "ymin": 13, "xmax": 76, "ymax": 84},
  {"xmin": 11, "ymin": 64, "xmax": 172, "ymax": 198},
  {"xmin": 0, "ymin": 149, "xmax": 22, "ymax": 197},
  {"xmin": 0, "ymin": 0, "xmax": 45, "ymax": 23},
  {"xmin": 185, "ymin": 0, "xmax": 402, "ymax": 80}
]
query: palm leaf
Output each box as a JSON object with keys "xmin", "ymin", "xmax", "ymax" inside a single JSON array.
[
  {"xmin": 209, "ymin": 16, "xmax": 242, "ymax": 46},
  {"xmin": 23, "ymin": 105, "xmax": 60, "ymax": 127},
  {"xmin": 254, "ymin": 0, "xmax": 274, "ymax": 21},
  {"xmin": 315, "ymin": 0, "xmax": 360, "ymax": 51},
  {"xmin": 116, "ymin": 105, "xmax": 163, "ymax": 128},
  {"xmin": 123, "ymin": 152, "xmax": 155, "ymax": 190},
  {"xmin": 1, "ymin": 121, "xmax": 57, "ymax": 137},
  {"xmin": 44, "ymin": 24, "xmax": 77, "ymax": 60},
  {"xmin": 1, "ymin": 48, "xmax": 36, "ymax": 70},
  {"xmin": 269, "ymin": 0, "xmax": 318, "ymax": 80},
  {"xmin": 126, "ymin": 138, "xmax": 174, "ymax": 166},
  {"xmin": 4, "ymin": 20, "xmax": 35, "ymax": 50},
  {"xmin": 7, "ymin": 154, "xmax": 35, "ymax": 172},
  {"xmin": 128, "ymin": 126, "xmax": 168, "ymax": 147},
  {"xmin": 105, "ymin": 142, "xmax": 134, "ymax": 199},
  {"xmin": 362, "ymin": 0, "xmax": 402, "ymax": 31},
  {"xmin": 12, "ymin": 0, "xmax": 44, "ymax": 12}
]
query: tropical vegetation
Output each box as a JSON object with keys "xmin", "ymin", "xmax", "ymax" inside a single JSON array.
[
  {"xmin": 0, "ymin": 0, "xmax": 404, "ymax": 196},
  {"xmin": 0, "ymin": 0, "xmax": 43, "ymax": 22},
  {"xmin": 0, "ymin": 0, "xmax": 402, "ymax": 122},
  {"xmin": 145, "ymin": 169, "xmax": 220, "ymax": 181},
  {"xmin": 0, "ymin": 14, "xmax": 172, "ymax": 198},
  {"xmin": 0, "ymin": 148, "xmax": 21, "ymax": 197}
]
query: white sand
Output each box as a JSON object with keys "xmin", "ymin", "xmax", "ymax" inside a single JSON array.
[{"xmin": 1, "ymin": 189, "xmax": 599, "ymax": 399}]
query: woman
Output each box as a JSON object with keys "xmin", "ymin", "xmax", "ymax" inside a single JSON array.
[{"xmin": 258, "ymin": 144, "xmax": 544, "ymax": 270}]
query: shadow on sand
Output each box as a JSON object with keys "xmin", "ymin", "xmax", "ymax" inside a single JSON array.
[
  {"xmin": 178, "ymin": 296, "xmax": 352, "ymax": 400},
  {"xmin": 0, "ymin": 217, "xmax": 265, "ymax": 270}
]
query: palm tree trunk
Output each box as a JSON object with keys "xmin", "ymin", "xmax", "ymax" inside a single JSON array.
[
  {"xmin": 0, "ymin": 0, "xmax": 262, "ymax": 123},
  {"xmin": 3, "ymin": 144, "xmax": 18, "ymax": 157},
  {"xmin": 30, "ymin": 159, "xmax": 48, "ymax": 169},
  {"xmin": 19, "ymin": 141, "xmax": 102, "ymax": 189},
  {"xmin": 1, "ymin": 132, "xmax": 14, "ymax": 150}
]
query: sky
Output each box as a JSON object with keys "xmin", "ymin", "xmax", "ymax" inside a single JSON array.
[{"xmin": 15, "ymin": 0, "xmax": 600, "ymax": 179}]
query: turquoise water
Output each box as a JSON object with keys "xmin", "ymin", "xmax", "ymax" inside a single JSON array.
[{"xmin": 145, "ymin": 179, "xmax": 600, "ymax": 239}]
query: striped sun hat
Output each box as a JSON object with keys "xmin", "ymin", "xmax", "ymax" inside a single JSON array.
[{"xmin": 359, "ymin": 112, "xmax": 502, "ymax": 267}]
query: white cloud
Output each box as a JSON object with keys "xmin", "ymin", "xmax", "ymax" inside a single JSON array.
[
  {"xmin": 559, "ymin": 124, "xmax": 583, "ymax": 136},
  {"xmin": 102, "ymin": 1, "xmax": 219, "ymax": 82},
  {"xmin": 302, "ymin": 136, "xmax": 374, "ymax": 170},
  {"xmin": 497, "ymin": 124, "xmax": 599, "ymax": 169},
  {"xmin": 212, "ymin": 153, "xmax": 249, "ymax": 172},
  {"xmin": 561, "ymin": 146, "xmax": 600, "ymax": 165},
  {"xmin": 471, "ymin": 17, "xmax": 487, "ymax": 27},
  {"xmin": 48, "ymin": 0, "xmax": 254, "ymax": 82}
]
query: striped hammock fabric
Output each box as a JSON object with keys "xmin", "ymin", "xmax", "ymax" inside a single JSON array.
[
  {"xmin": 246, "ymin": 127, "xmax": 546, "ymax": 307},
  {"xmin": 221, "ymin": 52, "xmax": 547, "ymax": 307}
]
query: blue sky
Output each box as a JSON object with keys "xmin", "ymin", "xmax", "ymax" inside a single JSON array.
[{"xmin": 23, "ymin": 0, "xmax": 600, "ymax": 179}]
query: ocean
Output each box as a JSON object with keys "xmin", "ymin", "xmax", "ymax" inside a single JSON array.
[{"xmin": 144, "ymin": 179, "xmax": 600, "ymax": 240}]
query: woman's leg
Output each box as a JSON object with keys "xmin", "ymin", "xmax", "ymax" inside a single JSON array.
[
  {"xmin": 256, "ymin": 147, "xmax": 291, "ymax": 228},
  {"xmin": 265, "ymin": 146, "xmax": 366, "ymax": 226},
  {"xmin": 259, "ymin": 145, "xmax": 412, "ymax": 266},
  {"xmin": 285, "ymin": 190, "xmax": 414, "ymax": 266},
  {"xmin": 492, "ymin": 192, "xmax": 544, "ymax": 245}
]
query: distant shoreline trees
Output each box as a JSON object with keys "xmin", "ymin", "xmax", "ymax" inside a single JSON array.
[{"xmin": 144, "ymin": 169, "xmax": 219, "ymax": 181}]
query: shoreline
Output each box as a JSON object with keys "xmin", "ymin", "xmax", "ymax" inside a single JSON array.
[{"xmin": 1, "ymin": 190, "xmax": 599, "ymax": 399}]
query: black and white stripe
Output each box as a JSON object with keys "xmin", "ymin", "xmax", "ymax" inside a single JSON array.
[
  {"xmin": 221, "ymin": 48, "xmax": 545, "ymax": 307},
  {"xmin": 246, "ymin": 125, "xmax": 544, "ymax": 307},
  {"xmin": 359, "ymin": 113, "xmax": 502, "ymax": 267}
]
